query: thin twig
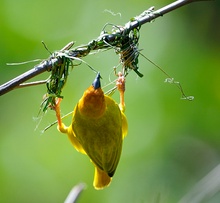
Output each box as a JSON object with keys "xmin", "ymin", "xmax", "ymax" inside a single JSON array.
[
  {"xmin": 0, "ymin": 57, "xmax": 61, "ymax": 95},
  {"xmin": 64, "ymin": 183, "xmax": 86, "ymax": 203},
  {"xmin": 17, "ymin": 80, "xmax": 48, "ymax": 88},
  {"xmin": 179, "ymin": 164, "xmax": 220, "ymax": 203},
  {"xmin": 0, "ymin": 0, "xmax": 210, "ymax": 96}
]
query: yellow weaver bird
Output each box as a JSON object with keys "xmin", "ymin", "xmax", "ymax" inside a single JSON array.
[{"xmin": 54, "ymin": 72, "xmax": 128, "ymax": 189}]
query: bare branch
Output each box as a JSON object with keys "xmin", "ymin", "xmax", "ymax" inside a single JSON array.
[
  {"xmin": 0, "ymin": 57, "xmax": 61, "ymax": 96},
  {"xmin": 64, "ymin": 183, "xmax": 86, "ymax": 203}
]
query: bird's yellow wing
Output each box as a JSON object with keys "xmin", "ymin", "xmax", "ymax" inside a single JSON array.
[
  {"xmin": 72, "ymin": 95, "xmax": 124, "ymax": 177},
  {"xmin": 56, "ymin": 72, "xmax": 128, "ymax": 189}
]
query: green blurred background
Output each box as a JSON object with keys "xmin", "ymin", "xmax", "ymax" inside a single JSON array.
[{"xmin": 0, "ymin": 0, "xmax": 220, "ymax": 202}]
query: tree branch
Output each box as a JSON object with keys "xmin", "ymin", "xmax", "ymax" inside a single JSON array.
[
  {"xmin": 0, "ymin": 0, "xmax": 210, "ymax": 96},
  {"xmin": 64, "ymin": 183, "xmax": 86, "ymax": 203}
]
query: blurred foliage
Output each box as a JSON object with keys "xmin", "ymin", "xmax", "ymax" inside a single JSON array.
[{"xmin": 0, "ymin": 0, "xmax": 220, "ymax": 202}]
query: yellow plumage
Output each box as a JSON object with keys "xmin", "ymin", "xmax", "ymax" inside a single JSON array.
[{"xmin": 56, "ymin": 73, "xmax": 127, "ymax": 189}]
